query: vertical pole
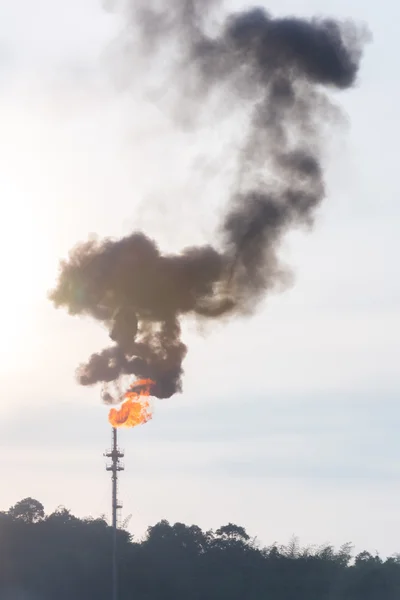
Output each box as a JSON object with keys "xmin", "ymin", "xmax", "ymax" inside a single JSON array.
[
  {"xmin": 112, "ymin": 427, "xmax": 118, "ymax": 600},
  {"xmin": 105, "ymin": 427, "xmax": 124, "ymax": 600}
]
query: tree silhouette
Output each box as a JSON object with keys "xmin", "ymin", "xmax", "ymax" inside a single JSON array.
[
  {"xmin": 8, "ymin": 498, "xmax": 45, "ymax": 523},
  {"xmin": 0, "ymin": 498, "xmax": 400, "ymax": 599}
]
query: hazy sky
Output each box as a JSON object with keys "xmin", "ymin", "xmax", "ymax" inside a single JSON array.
[{"xmin": 0, "ymin": 0, "xmax": 399, "ymax": 556}]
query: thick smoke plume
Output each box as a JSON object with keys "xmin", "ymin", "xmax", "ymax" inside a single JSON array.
[{"xmin": 50, "ymin": 2, "xmax": 368, "ymax": 400}]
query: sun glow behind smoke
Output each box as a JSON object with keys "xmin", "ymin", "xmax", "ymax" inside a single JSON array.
[{"xmin": 0, "ymin": 107, "xmax": 51, "ymax": 368}]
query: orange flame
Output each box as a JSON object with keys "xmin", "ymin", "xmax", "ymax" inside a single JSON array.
[{"xmin": 108, "ymin": 379, "xmax": 155, "ymax": 429}]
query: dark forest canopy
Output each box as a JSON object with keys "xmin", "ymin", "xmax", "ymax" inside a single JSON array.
[{"xmin": 1, "ymin": 498, "xmax": 399, "ymax": 599}]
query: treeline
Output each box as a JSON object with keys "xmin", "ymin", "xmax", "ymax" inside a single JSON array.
[{"xmin": 0, "ymin": 498, "xmax": 399, "ymax": 599}]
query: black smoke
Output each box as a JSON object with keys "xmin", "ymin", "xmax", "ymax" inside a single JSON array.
[{"xmin": 50, "ymin": 2, "xmax": 368, "ymax": 400}]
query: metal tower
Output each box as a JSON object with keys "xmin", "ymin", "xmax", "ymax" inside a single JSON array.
[{"xmin": 105, "ymin": 427, "xmax": 124, "ymax": 600}]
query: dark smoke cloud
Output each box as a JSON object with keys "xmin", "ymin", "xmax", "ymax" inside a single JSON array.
[{"xmin": 50, "ymin": 2, "xmax": 368, "ymax": 400}]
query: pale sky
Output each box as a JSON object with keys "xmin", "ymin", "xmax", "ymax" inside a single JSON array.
[{"xmin": 0, "ymin": 0, "xmax": 399, "ymax": 557}]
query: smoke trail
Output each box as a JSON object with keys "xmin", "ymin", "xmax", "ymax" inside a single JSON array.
[{"xmin": 50, "ymin": 2, "xmax": 368, "ymax": 400}]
